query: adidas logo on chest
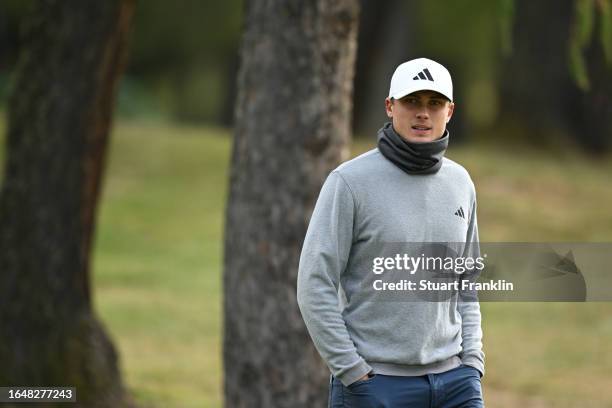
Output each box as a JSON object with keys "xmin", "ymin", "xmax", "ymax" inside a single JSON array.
[{"xmin": 454, "ymin": 206, "xmax": 466, "ymax": 219}]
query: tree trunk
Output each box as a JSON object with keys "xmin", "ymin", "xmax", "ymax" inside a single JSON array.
[
  {"xmin": 0, "ymin": 1, "xmax": 135, "ymax": 407},
  {"xmin": 499, "ymin": 0, "xmax": 584, "ymax": 145},
  {"xmin": 223, "ymin": 1, "xmax": 360, "ymax": 407},
  {"xmin": 353, "ymin": 0, "xmax": 416, "ymax": 139}
]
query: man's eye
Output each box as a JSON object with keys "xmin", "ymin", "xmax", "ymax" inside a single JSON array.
[
  {"xmin": 407, "ymin": 98, "xmax": 418, "ymax": 104},
  {"xmin": 430, "ymin": 100, "xmax": 441, "ymax": 106}
]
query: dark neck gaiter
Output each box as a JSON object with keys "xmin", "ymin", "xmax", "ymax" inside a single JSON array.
[{"xmin": 377, "ymin": 122, "xmax": 449, "ymax": 175}]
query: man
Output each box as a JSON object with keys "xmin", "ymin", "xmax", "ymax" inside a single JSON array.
[{"xmin": 297, "ymin": 58, "xmax": 485, "ymax": 407}]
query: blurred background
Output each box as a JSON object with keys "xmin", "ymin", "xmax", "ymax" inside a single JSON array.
[{"xmin": 1, "ymin": 0, "xmax": 612, "ymax": 407}]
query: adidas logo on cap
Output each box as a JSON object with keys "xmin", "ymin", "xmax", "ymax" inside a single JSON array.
[
  {"xmin": 388, "ymin": 57, "xmax": 453, "ymax": 101},
  {"xmin": 413, "ymin": 68, "xmax": 434, "ymax": 81}
]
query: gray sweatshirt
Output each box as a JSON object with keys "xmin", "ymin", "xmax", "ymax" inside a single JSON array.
[{"xmin": 297, "ymin": 148, "xmax": 484, "ymax": 387}]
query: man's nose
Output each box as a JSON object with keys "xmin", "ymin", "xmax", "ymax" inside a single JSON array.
[{"xmin": 416, "ymin": 109, "xmax": 429, "ymax": 120}]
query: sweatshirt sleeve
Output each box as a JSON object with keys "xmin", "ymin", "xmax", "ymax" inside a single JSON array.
[
  {"xmin": 296, "ymin": 170, "xmax": 372, "ymax": 386},
  {"xmin": 458, "ymin": 194, "xmax": 485, "ymax": 377}
]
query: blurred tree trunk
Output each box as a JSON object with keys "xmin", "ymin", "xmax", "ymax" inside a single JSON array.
[
  {"xmin": 223, "ymin": 0, "xmax": 360, "ymax": 407},
  {"xmin": 499, "ymin": 0, "xmax": 583, "ymax": 142},
  {"xmin": 500, "ymin": 0, "xmax": 612, "ymax": 152},
  {"xmin": 353, "ymin": 0, "xmax": 416, "ymax": 138},
  {"xmin": 0, "ymin": 1, "xmax": 135, "ymax": 407}
]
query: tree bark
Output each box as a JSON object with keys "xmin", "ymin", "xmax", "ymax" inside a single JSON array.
[
  {"xmin": 501, "ymin": 1, "xmax": 580, "ymax": 124},
  {"xmin": 353, "ymin": 0, "xmax": 416, "ymax": 139},
  {"xmin": 499, "ymin": 0, "xmax": 585, "ymax": 147},
  {"xmin": 223, "ymin": 0, "xmax": 360, "ymax": 407},
  {"xmin": 0, "ymin": 1, "xmax": 135, "ymax": 407}
]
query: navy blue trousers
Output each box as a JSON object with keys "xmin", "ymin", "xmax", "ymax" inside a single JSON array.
[{"xmin": 329, "ymin": 365, "xmax": 483, "ymax": 408}]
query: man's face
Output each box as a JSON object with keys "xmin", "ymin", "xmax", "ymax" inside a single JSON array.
[{"xmin": 384, "ymin": 90, "xmax": 454, "ymax": 143}]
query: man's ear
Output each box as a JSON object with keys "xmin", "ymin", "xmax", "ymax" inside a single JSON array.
[
  {"xmin": 446, "ymin": 102, "xmax": 455, "ymax": 123},
  {"xmin": 385, "ymin": 97, "xmax": 393, "ymax": 118}
]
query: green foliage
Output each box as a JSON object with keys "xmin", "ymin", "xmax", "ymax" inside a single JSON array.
[
  {"xmin": 129, "ymin": 1, "xmax": 242, "ymax": 73},
  {"xmin": 416, "ymin": 1, "xmax": 507, "ymax": 130},
  {"xmin": 115, "ymin": 77, "xmax": 168, "ymax": 120},
  {"xmin": 497, "ymin": 0, "xmax": 515, "ymax": 56},
  {"xmin": 569, "ymin": 38, "xmax": 591, "ymax": 91},
  {"xmin": 127, "ymin": 1, "xmax": 243, "ymax": 123},
  {"xmin": 568, "ymin": 0, "xmax": 612, "ymax": 90},
  {"xmin": 417, "ymin": 1, "xmax": 500, "ymax": 72},
  {"xmin": 569, "ymin": 0, "xmax": 595, "ymax": 90},
  {"xmin": 498, "ymin": 0, "xmax": 611, "ymax": 92},
  {"xmin": 0, "ymin": 112, "xmax": 5, "ymax": 176},
  {"xmin": 1, "ymin": 1, "xmax": 243, "ymax": 124},
  {"xmin": 576, "ymin": 0, "xmax": 595, "ymax": 46},
  {"xmin": 0, "ymin": 0, "xmax": 35, "ymax": 31},
  {"xmin": 601, "ymin": 0, "xmax": 612, "ymax": 63},
  {"xmin": 0, "ymin": 75, "xmax": 8, "ymax": 110}
]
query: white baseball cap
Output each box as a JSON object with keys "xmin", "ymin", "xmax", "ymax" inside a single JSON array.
[{"xmin": 388, "ymin": 57, "xmax": 453, "ymax": 102}]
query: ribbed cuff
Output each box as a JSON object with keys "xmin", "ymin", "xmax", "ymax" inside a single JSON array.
[{"xmin": 337, "ymin": 359, "xmax": 373, "ymax": 387}]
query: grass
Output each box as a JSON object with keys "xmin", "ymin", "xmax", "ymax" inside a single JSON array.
[
  {"xmin": 93, "ymin": 121, "xmax": 229, "ymax": 408},
  {"xmin": 1, "ymin": 114, "xmax": 612, "ymax": 407}
]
